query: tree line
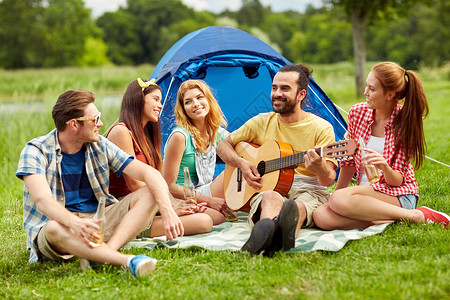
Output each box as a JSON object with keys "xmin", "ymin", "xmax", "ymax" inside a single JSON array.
[{"xmin": 0, "ymin": 0, "xmax": 448, "ymax": 71}]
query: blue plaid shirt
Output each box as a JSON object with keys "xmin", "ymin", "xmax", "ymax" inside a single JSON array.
[{"xmin": 16, "ymin": 129, "xmax": 133, "ymax": 262}]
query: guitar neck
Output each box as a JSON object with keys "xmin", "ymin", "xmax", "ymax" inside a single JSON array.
[{"xmin": 263, "ymin": 148, "xmax": 322, "ymax": 173}]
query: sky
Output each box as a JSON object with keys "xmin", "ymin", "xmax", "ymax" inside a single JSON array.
[{"xmin": 84, "ymin": 0, "xmax": 322, "ymax": 18}]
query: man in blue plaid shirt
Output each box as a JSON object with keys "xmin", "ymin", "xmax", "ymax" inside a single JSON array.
[{"xmin": 16, "ymin": 89, "xmax": 184, "ymax": 278}]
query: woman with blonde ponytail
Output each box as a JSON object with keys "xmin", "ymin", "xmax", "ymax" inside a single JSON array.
[
  {"xmin": 163, "ymin": 80, "xmax": 233, "ymax": 225},
  {"xmin": 313, "ymin": 62, "xmax": 449, "ymax": 229}
]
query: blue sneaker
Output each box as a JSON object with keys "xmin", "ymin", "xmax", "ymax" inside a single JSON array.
[{"xmin": 129, "ymin": 255, "xmax": 157, "ymax": 278}]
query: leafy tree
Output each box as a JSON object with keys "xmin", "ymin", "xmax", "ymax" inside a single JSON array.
[
  {"xmin": 97, "ymin": 10, "xmax": 141, "ymax": 65},
  {"xmin": 261, "ymin": 12, "xmax": 301, "ymax": 61},
  {"xmin": 155, "ymin": 12, "xmax": 216, "ymax": 61},
  {"xmin": 237, "ymin": 0, "xmax": 269, "ymax": 27},
  {"xmin": 366, "ymin": 17, "xmax": 419, "ymax": 69},
  {"xmin": 96, "ymin": 0, "xmax": 217, "ymax": 65},
  {"xmin": 261, "ymin": 8, "xmax": 353, "ymax": 64},
  {"xmin": 78, "ymin": 37, "xmax": 110, "ymax": 66},
  {"xmin": 126, "ymin": 0, "xmax": 195, "ymax": 64},
  {"xmin": 364, "ymin": 0, "xmax": 448, "ymax": 69},
  {"xmin": 414, "ymin": 0, "xmax": 450, "ymax": 67},
  {"xmin": 0, "ymin": 0, "xmax": 45, "ymax": 68},
  {"xmin": 301, "ymin": 10, "xmax": 352, "ymax": 64},
  {"xmin": 216, "ymin": 16, "xmax": 239, "ymax": 28},
  {"xmin": 218, "ymin": 9, "xmax": 238, "ymax": 21},
  {"xmin": 325, "ymin": 0, "xmax": 424, "ymax": 97},
  {"xmin": 286, "ymin": 31, "xmax": 307, "ymax": 63},
  {"xmin": 0, "ymin": 0, "xmax": 98, "ymax": 68},
  {"xmin": 41, "ymin": 0, "xmax": 96, "ymax": 67}
]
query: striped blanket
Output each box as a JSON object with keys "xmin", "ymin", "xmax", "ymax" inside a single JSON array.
[{"xmin": 125, "ymin": 212, "xmax": 390, "ymax": 253}]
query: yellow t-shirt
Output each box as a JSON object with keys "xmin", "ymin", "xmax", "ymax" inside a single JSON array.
[{"xmin": 230, "ymin": 112, "xmax": 337, "ymax": 177}]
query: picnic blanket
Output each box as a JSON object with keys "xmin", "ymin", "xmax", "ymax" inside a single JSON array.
[{"xmin": 125, "ymin": 212, "xmax": 391, "ymax": 253}]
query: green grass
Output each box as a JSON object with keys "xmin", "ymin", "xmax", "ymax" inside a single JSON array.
[
  {"xmin": 0, "ymin": 64, "xmax": 154, "ymax": 103},
  {"xmin": 1, "ymin": 62, "xmax": 449, "ymax": 299}
]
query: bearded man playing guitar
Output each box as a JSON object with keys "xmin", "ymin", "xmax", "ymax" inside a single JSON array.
[{"xmin": 217, "ymin": 64, "xmax": 338, "ymax": 255}]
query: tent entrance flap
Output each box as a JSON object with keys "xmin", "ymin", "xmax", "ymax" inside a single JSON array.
[{"xmin": 201, "ymin": 65, "xmax": 273, "ymax": 132}]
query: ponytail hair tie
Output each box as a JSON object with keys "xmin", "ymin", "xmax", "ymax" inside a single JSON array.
[{"xmin": 402, "ymin": 70, "xmax": 409, "ymax": 98}]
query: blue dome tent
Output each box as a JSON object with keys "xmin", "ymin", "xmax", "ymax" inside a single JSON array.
[{"xmin": 150, "ymin": 26, "xmax": 347, "ymax": 173}]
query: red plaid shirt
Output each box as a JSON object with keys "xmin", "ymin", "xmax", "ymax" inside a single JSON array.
[{"xmin": 341, "ymin": 102, "xmax": 418, "ymax": 196}]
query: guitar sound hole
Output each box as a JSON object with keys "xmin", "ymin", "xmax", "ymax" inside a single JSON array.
[
  {"xmin": 257, "ymin": 161, "xmax": 266, "ymax": 176},
  {"xmin": 237, "ymin": 168, "xmax": 242, "ymax": 192}
]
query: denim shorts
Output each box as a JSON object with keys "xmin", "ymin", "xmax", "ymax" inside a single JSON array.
[{"xmin": 398, "ymin": 194, "xmax": 418, "ymax": 210}]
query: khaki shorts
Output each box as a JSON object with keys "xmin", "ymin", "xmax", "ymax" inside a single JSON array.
[
  {"xmin": 35, "ymin": 193, "xmax": 135, "ymax": 261},
  {"xmin": 247, "ymin": 188, "xmax": 330, "ymax": 228}
]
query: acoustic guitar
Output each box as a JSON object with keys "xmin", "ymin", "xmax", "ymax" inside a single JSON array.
[{"xmin": 224, "ymin": 139, "xmax": 358, "ymax": 211}]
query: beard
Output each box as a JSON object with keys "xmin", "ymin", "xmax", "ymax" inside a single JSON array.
[{"xmin": 271, "ymin": 96, "xmax": 297, "ymax": 117}]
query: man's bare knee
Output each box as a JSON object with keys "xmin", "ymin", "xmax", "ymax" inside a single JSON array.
[
  {"xmin": 260, "ymin": 191, "xmax": 284, "ymax": 217},
  {"xmin": 261, "ymin": 191, "xmax": 283, "ymax": 206},
  {"xmin": 295, "ymin": 200, "xmax": 306, "ymax": 214},
  {"xmin": 295, "ymin": 200, "xmax": 307, "ymax": 229},
  {"xmin": 45, "ymin": 220, "xmax": 71, "ymax": 244}
]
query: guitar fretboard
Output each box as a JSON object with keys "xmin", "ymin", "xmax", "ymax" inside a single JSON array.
[{"xmin": 262, "ymin": 148, "xmax": 322, "ymax": 174}]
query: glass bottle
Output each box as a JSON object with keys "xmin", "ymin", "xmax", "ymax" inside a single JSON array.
[
  {"xmin": 225, "ymin": 210, "xmax": 238, "ymax": 222},
  {"xmin": 183, "ymin": 167, "xmax": 197, "ymax": 203},
  {"xmin": 88, "ymin": 197, "xmax": 106, "ymax": 248},
  {"xmin": 359, "ymin": 137, "xmax": 380, "ymax": 183}
]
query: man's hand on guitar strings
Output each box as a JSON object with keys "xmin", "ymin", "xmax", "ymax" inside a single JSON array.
[
  {"xmin": 238, "ymin": 158, "xmax": 262, "ymax": 190},
  {"xmin": 304, "ymin": 148, "xmax": 329, "ymax": 176}
]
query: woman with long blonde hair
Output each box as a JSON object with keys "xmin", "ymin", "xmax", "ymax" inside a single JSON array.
[
  {"xmin": 163, "ymin": 79, "xmax": 233, "ymax": 225},
  {"xmin": 313, "ymin": 62, "xmax": 449, "ymax": 229},
  {"xmin": 107, "ymin": 78, "xmax": 214, "ymax": 237}
]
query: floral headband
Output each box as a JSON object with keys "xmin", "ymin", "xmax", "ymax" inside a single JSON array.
[{"xmin": 137, "ymin": 78, "xmax": 157, "ymax": 91}]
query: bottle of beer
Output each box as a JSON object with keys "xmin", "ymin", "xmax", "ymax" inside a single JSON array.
[
  {"xmin": 358, "ymin": 137, "xmax": 380, "ymax": 183},
  {"xmin": 183, "ymin": 167, "xmax": 197, "ymax": 203},
  {"xmin": 80, "ymin": 197, "xmax": 106, "ymax": 270},
  {"xmin": 89, "ymin": 197, "xmax": 106, "ymax": 247}
]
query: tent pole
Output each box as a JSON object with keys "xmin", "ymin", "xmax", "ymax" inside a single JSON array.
[
  {"xmin": 331, "ymin": 103, "xmax": 349, "ymax": 116},
  {"xmin": 160, "ymin": 76, "xmax": 175, "ymax": 116},
  {"xmin": 102, "ymin": 117, "xmax": 119, "ymax": 137},
  {"xmin": 308, "ymin": 86, "xmax": 347, "ymax": 133}
]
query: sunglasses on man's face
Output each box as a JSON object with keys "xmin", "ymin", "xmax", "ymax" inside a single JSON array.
[{"xmin": 66, "ymin": 112, "xmax": 102, "ymax": 126}]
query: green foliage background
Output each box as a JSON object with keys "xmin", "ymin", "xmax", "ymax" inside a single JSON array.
[{"xmin": 0, "ymin": 0, "xmax": 449, "ymax": 70}]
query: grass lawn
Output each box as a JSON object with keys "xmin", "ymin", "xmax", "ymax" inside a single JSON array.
[{"xmin": 0, "ymin": 62, "xmax": 449, "ymax": 299}]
